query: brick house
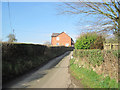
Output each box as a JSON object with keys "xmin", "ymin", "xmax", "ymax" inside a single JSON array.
[{"xmin": 51, "ymin": 32, "xmax": 74, "ymax": 47}]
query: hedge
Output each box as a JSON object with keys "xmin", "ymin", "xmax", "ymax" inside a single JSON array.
[{"xmin": 2, "ymin": 42, "xmax": 74, "ymax": 83}]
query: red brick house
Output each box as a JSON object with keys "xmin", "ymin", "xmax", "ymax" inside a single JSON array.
[{"xmin": 51, "ymin": 32, "xmax": 74, "ymax": 47}]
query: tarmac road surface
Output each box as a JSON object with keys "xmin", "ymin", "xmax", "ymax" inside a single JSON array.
[{"xmin": 3, "ymin": 51, "xmax": 80, "ymax": 88}]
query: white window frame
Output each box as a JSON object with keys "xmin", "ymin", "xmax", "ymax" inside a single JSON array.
[
  {"xmin": 56, "ymin": 43, "xmax": 59, "ymax": 45},
  {"xmin": 65, "ymin": 43, "xmax": 69, "ymax": 46},
  {"xmin": 56, "ymin": 37, "xmax": 59, "ymax": 41}
]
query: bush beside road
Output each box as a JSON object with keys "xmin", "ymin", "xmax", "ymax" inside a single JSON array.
[
  {"xmin": 69, "ymin": 49, "xmax": 119, "ymax": 88},
  {"xmin": 2, "ymin": 42, "xmax": 74, "ymax": 83}
]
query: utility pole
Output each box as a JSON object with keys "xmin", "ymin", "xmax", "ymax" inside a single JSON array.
[{"xmin": 13, "ymin": 29, "xmax": 15, "ymax": 34}]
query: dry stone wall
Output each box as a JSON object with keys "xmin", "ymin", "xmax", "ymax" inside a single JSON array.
[{"xmin": 73, "ymin": 49, "xmax": 118, "ymax": 82}]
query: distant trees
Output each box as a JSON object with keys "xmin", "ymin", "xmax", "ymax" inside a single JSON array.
[
  {"xmin": 7, "ymin": 33, "xmax": 17, "ymax": 42},
  {"xmin": 44, "ymin": 41, "xmax": 51, "ymax": 45},
  {"xmin": 0, "ymin": 40, "xmax": 2, "ymax": 43},
  {"xmin": 75, "ymin": 32, "xmax": 105, "ymax": 49},
  {"xmin": 105, "ymin": 36, "xmax": 118, "ymax": 43}
]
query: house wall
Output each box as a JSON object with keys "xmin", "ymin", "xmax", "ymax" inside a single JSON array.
[
  {"xmin": 51, "ymin": 37, "xmax": 56, "ymax": 46},
  {"xmin": 51, "ymin": 32, "xmax": 71, "ymax": 46}
]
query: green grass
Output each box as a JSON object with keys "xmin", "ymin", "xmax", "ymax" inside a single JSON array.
[
  {"xmin": 112, "ymin": 50, "xmax": 120, "ymax": 58},
  {"xmin": 70, "ymin": 58, "xmax": 118, "ymax": 88}
]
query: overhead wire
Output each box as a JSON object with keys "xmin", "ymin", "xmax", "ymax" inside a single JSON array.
[{"xmin": 8, "ymin": 1, "xmax": 13, "ymax": 34}]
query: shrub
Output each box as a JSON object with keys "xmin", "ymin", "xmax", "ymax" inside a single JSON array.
[
  {"xmin": 112, "ymin": 50, "xmax": 120, "ymax": 58},
  {"xmin": 75, "ymin": 32, "xmax": 105, "ymax": 49},
  {"xmin": 90, "ymin": 35, "xmax": 105, "ymax": 49}
]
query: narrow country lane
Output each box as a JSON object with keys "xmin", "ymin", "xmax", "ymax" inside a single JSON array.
[{"xmin": 3, "ymin": 51, "xmax": 79, "ymax": 88}]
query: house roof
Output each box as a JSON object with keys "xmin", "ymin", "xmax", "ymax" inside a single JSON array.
[
  {"xmin": 51, "ymin": 33, "xmax": 60, "ymax": 37},
  {"xmin": 52, "ymin": 32, "xmax": 68, "ymax": 37},
  {"xmin": 51, "ymin": 32, "xmax": 74, "ymax": 42}
]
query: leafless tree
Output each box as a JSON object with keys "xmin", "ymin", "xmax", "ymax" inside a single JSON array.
[
  {"xmin": 44, "ymin": 41, "xmax": 51, "ymax": 45},
  {"xmin": 7, "ymin": 34, "xmax": 17, "ymax": 42},
  {"xmin": 59, "ymin": 0, "xmax": 120, "ymax": 37}
]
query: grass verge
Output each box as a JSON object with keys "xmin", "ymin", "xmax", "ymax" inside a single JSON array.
[{"xmin": 69, "ymin": 58, "xmax": 118, "ymax": 88}]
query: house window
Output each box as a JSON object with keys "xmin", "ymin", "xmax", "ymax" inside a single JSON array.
[
  {"xmin": 56, "ymin": 37, "xmax": 59, "ymax": 41},
  {"xmin": 65, "ymin": 43, "xmax": 69, "ymax": 46},
  {"xmin": 56, "ymin": 43, "xmax": 59, "ymax": 45}
]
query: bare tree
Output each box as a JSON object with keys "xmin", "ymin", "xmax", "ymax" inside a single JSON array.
[
  {"xmin": 7, "ymin": 34, "xmax": 17, "ymax": 42},
  {"xmin": 59, "ymin": 0, "xmax": 120, "ymax": 37},
  {"xmin": 44, "ymin": 41, "xmax": 51, "ymax": 45}
]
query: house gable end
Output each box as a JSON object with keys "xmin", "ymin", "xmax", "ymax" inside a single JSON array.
[
  {"xmin": 51, "ymin": 32, "xmax": 74, "ymax": 46},
  {"xmin": 57, "ymin": 32, "xmax": 72, "ymax": 39}
]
